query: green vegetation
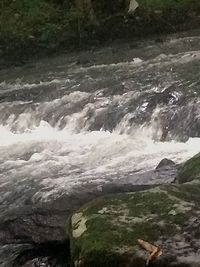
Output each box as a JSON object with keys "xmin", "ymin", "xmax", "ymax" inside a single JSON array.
[
  {"xmin": 177, "ymin": 152, "xmax": 200, "ymax": 183},
  {"xmin": 70, "ymin": 185, "xmax": 199, "ymax": 266},
  {"xmin": 70, "ymin": 153, "xmax": 200, "ymax": 267},
  {"xmin": 1, "ymin": 0, "xmax": 200, "ymax": 64},
  {"xmin": 0, "ymin": 0, "xmax": 78, "ymax": 61}
]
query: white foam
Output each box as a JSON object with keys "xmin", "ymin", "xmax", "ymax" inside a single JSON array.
[
  {"xmin": 1, "ymin": 119, "xmax": 200, "ymax": 203},
  {"xmin": 0, "ymin": 121, "xmax": 200, "ymax": 173}
]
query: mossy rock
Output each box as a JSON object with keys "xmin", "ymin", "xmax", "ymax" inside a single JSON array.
[
  {"xmin": 70, "ymin": 181, "xmax": 200, "ymax": 267},
  {"xmin": 177, "ymin": 153, "xmax": 200, "ymax": 184}
]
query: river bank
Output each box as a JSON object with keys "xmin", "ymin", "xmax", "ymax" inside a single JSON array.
[{"xmin": 1, "ymin": 0, "xmax": 200, "ymax": 68}]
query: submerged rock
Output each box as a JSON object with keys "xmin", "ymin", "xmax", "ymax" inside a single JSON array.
[
  {"xmin": 70, "ymin": 156, "xmax": 200, "ymax": 267},
  {"xmin": 156, "ymin": 158, "xmax": 176, "ymax": 170}
]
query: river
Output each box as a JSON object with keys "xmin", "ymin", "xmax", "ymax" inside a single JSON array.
[{"xmin": 0, "ymin": 30, "xmax": 200, "ymax": 266}]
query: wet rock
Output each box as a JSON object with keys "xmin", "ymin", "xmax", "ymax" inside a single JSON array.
[
  {"xmin": 70, "ymin": 178, "xmax": 200, "ymax": 267},
  {"xmin": 13, "ymin": 241, "xmax": 70, "ymax": 267},
  {"xmin": 0, "ymin": 244, "xmax": 33, "ymax": 267},
  {"xmin": 77, "ymin": 53, "xmax": 95, "ymax": 66},
  {"xmin": 0, "ymin": 164, "xmax": 177, "ymax": 266},
  {"xmin": 0, "ymin": 207, "xmax": 69, "ymax": 244},
  {"xmin": 156, "ymin": 158, "xmax": 176, "ymax": 170}
]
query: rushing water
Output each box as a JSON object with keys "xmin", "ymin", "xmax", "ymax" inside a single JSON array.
[{"xmin": 0, "ymin": 31, "xmax": 200, "ymax": 266}]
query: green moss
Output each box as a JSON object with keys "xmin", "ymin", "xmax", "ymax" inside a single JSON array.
[
  {"xmin": 79, "ymin": 250, "xmax": 126, "ymax": 267},
  {"xmin": 72, "ymin": 215, "xmax": 165, "ymax": 266},
  {"xmin": 71, "ymin": 168, "xmax": 200, "ymax": 266},
  {"xmin": 169, "ymin": 182, "xmax": 200, "ymax": 204},
  {"xmin": 71, "ymin": 183, "xmax": 200, "ymax": 266},
  {"xmin": 177, "ymin": 153, "xmax": 200, "ymax": 183},
  {"xmin": 83, "ymin": 196, "xmax": 125, "ymax": 217},
  {"xmin": 127, "ymin": 191, "xmax": 176, "ymax": 217},
  {"xmin": 70, "ymin": 153, "xmax": 200, "ymax": 267}
]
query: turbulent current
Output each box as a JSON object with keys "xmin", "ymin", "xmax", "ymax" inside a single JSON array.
[{"xmin": 0, "ymin": 31, "xmax": 200, "ymax": 266}]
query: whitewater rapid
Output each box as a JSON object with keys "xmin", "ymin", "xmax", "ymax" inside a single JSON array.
[
  {"xmin": 0, "ymin": 37, "xmax": 200, "ymax": 204},
  {"xmin": 1, "ymin": 120, "xmax": 200, "ymax": 168},
  {"xmin": 0, "ymin": 108, "xmax": 200, "ymax": 203}
]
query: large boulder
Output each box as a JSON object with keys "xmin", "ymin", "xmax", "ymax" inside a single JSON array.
[
  {"xmin": 176, "ymin": 152, "xmax": 200, "ymax": 184},
  {"xmin": 70, "ymin": 180, "xmax": 200, "ymax": 267}
]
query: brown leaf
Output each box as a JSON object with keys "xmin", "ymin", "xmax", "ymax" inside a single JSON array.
[{"xmin": 137, "ymin": 239, "xmax": 162, "ymax": 266}]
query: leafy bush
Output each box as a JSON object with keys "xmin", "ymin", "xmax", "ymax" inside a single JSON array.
[{"xmin": 1, "ymin": 0, "xmax": 200, "ymax": 63}]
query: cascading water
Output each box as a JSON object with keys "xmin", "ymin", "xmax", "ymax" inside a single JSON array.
[{"xmin": 0, "ymin": 32, "xmax": 200, "ymax": 266}]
